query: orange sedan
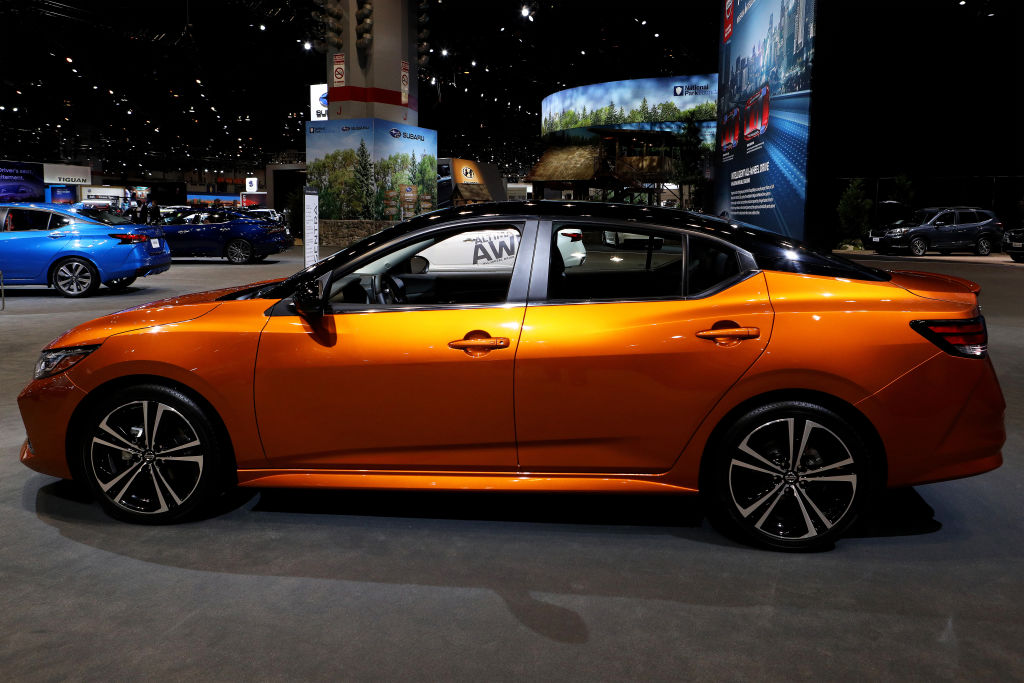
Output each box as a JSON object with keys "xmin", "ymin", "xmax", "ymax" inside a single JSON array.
[{"xmin": 17, "ymin": 202, "xmax": 1005, "ymax": 549}]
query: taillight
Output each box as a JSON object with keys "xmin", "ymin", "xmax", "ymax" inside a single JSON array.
[
  {"xmin": 108, "ymin": 233, "xmax": 148, "ymax": 244},
  {"xmin": 561, "ymin": 231, "xmax": 583, "ymax": 242},
  {"xmin": 910, "ymin": 316, "xmax": 987, "ymax": 358}
]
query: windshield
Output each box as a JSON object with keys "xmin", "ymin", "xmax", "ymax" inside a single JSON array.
[
  {"xmin": 910, "ymin": 209, "xmax": 940, "ymax": 225},
  {"xmin": 76, "ymin": 208, "xmax": 132, "ymax": 225}
]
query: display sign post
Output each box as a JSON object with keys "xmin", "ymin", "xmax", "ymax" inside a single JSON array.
[
  {"xmin": 303, "ymin": 186, "xmax": 320, "ymax": 268},
  {"xmin": 400, "ymin": 59, "xmax": 410, "ymax": 105}
]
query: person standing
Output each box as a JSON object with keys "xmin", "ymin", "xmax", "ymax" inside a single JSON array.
[
  {"xmin": 139, "ymin": 200, "xmax": 150, "ymax": 224},
  {"xmin": 149, "ymin": 200, "xmax": 161, "ymax": 224}
]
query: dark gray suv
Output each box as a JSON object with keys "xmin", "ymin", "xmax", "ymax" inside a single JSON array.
[{"xmin": 868, "ymin": 207, "xmax": 1004, "ymax": 256}]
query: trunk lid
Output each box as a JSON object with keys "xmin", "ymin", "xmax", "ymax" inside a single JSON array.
[{"xmin": 888, "ymin": 269, "xmax": 980, "ymax": 305}]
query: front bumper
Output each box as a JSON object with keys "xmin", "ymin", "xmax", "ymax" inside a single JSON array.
[
  {"xmin": 17, "ymin": 372, "xmax": 89, "ymax": 479},
  {"xmin": 868, "ymin": 233, "xmax": 910, "ymax": 250}
]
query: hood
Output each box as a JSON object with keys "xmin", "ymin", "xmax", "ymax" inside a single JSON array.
[
  {"xmin": 888, "ymin": 270, "xmax": 980, "ymax": 305},
  {"xmin": 44, "ymin": 279, "xmax": 281, "ymax": 349}
]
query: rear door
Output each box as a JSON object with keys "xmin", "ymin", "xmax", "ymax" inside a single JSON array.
[
  {"xmin": 514, "ymin": 221, "xmax": 773, "ymax": 473},
  {"xmin": 956, "ymin": 210, "xmax": 979, "ymax": 248},
  {"xmin": 0, "ymin": 208, "xmax": 71, "ymax": 281}
]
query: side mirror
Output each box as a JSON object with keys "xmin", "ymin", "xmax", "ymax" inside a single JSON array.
[{"xmin": 292, "ymin": 279, "xmax": 323, "ymax": 318}]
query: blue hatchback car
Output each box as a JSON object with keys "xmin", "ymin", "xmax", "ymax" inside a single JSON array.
[
  {"xmin": 0, "ymin": 203, "xmax": 171, "ymax": 297},
  {"xmin": 160, "ymin": 209, "xmax": 293, "ymax": 263}
]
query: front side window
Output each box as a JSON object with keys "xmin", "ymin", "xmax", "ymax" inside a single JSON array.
[
  {"xmin": 547, "ymin": 224, "xmax": 684, "ymax": 301},
  {"xmin": 934, "ymin": 211, "xmax": 956, "ymax": 226},
  {"xmin": 4, "ymin": 209, "xmax": 53, "ymax": 231},
  {"xmin": 327, "ymin": 222, "xmax": 524, "ymax": 308}
]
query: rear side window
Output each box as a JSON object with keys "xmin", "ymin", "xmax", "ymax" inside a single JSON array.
[
  {"xmin": 546, "ymin": 224, "xmax": 684, "ymax": 301},
  {"xmin": 957, "ymin": 210, "xmax": 978, "ymax": 224}
]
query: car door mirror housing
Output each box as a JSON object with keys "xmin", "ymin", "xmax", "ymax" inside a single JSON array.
[{"xmin": 292, "ymin": 280, "xmax": 324, "ymax": 318}]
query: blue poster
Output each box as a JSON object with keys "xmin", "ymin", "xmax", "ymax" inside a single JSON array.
[
  {"xmin": 0, "ymin": 160, "xmax": 45, "ymax": 203},
  {"xmin": 714, "ymin": 0, "xmax": 816, "ymax": 238}
]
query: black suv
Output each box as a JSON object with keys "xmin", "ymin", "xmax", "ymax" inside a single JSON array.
[
  {"xmin": 868, "ymin": 207, "xmax": 1003, "ymax": 256},
  {"xmin": 1003, "ymin": 227, "xmax": 1024, "ymax": 262}
]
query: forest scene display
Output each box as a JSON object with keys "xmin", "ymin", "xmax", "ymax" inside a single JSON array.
[
  {"xmin": 541, "ymin": 76, "xmax": 718, "ymax": 136},
  {"xmin": 305, "ymin": 120, "xmax": 438, "ymax": 220}
]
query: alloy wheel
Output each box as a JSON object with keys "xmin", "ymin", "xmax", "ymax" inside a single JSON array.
[
  {"xmin": 55, "ymin": 261, "xmax": 94, "ymax": 295},
  {"xmin": 226, "ymin": 239, "xmax": 253, "ymax": 264},
  {"xmin": 976, "ymin": 238, "xmax": 991, "ymax": 256},
  {"xmin": 727, "ymin": 417, "xmax": 858, "ymax": 543},
  {"xmin": 910, "ymin": 238, "xmax": 927, "ymax": 256},
  {"xmin": 88, "ymin": 400, "xmax": 205, "ymax": 515}
]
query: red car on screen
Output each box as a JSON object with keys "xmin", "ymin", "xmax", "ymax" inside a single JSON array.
[
  {"xmin": 743, "ymin": 84, "xmax": 770, "ymax": 141},
  {"xmin": 721, "ymin": 107, "xmax": 741, "ymax": 152}
]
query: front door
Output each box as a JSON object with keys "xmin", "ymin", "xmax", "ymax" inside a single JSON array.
[
  {"xmin": 0, "ymin": 208, "xmax": 71, "ymax": 280},
  {"xmin": 930, "ymin": 210, "xmax": 957, "ymax": 249},
  {"xmin": 515, "ymin": 222, "xmax": 774, "ymax": 473},
  {"xmin": 253, "ymin": 219, "xmax": 534, "ymax": 470}
]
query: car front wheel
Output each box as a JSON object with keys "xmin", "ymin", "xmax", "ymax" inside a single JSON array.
[
  {"xmin": 79, "ymin": 384, "xmax": 227, "ymax": 524},
  {"xmin": 225, "ymin": 239, "xmax": 254, "ymax": 264},
  {"xmin": 909, "ymin": 237, "xmax": 928, "ymax": 256},
  {"xmin": 52, "ymin": 257, "xmax": 100, "ymax": 297},
  {"xmin": 703, "ymin": 401, "xmax": 872, "ymax": 551}
]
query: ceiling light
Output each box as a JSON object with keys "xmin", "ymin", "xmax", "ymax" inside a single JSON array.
[
  {"xmin": 441, "ymin": 48, "xmax": 448, "ymax": 56},
  {"xmin": 521, "ymin": 7, "xmax": 529, "ymax": 17},
  {"xmin": 259, "ymin": 24, "xmax": 266, "ymax": 30},
  {"xmin": 303, "ymin": 41, "xmax": 312, "ymax": 50}
]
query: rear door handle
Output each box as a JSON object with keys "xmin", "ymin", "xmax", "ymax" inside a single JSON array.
[
  {"xmin": 696, "ymin": 327, "xmax": 760, "ymax": 342},
  {"xmin": 49, "ymin": 232, "xmax": 66, "ymax": 239},
  {"xmin": 448, "ymin": 337, "xmax": 510, "ymax": 350}
]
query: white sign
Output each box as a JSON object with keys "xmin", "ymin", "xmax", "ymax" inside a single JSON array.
[
  {"xmin": 43, "ymin": 163, "xmax": 91, "ymax": 185},
  {"xmin": 332, "ymin": 53, "xmax": 346, "ymax": 88},
  {"xmin": 245, "ymin": 177, "xmax": 258, "ymax": 192},
  {"xmin": 400, "ymin": 59, "xmax": 409, "ymax": 105},
  {"xmin": 303, "ymin": 187, "xmax": 320, "ymax": 268},
  {"xmin": 309, "ymin": 84, "xmax": 328, "ymax": 121}
]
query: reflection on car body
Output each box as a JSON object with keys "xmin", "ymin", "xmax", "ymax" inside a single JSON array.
[{"xmin": 15, "ymin": 201, "xmax": 1005, "ymax": 551}]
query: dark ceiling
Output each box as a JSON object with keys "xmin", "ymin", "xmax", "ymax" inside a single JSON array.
[
  {"xmin": 0, "ymin": 0, "xmax": 719, "ymax": 179},
  {"xmin": 1, "ymin": 0, "xmax": 1020, "ymax": 181}
]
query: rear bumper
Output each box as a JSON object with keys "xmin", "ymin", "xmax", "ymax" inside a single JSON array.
[
  {"xmin": 858, "ymin": 352, "xmax": 1005, "ymax": 487},
  {"xmin": 253, "ymin": 234, "xmax": 294, "ymax": 256}
]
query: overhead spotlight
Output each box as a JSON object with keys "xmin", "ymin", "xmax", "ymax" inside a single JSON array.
[
  {"xmin": 303, "ymin": 41, "xmax": 312, "ymax": 50},
  {"xmin": 259, "ymin": 24, "xmax": 266, "ymax": 30},
  {"xmin": 65, "ymin": 57, "xmax": 72, "ymax": 63},
  {"xmin": 441, "ymin": 48, "xmax": 448, "ymax": 56},
  {"xmin": 521, "ymin": 6, "xmax": 529, "ymax": 17}
]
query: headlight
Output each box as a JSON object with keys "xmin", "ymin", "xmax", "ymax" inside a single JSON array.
[
  {"xmin": 886, "ymin": 228, "xmax": 906, "ymax": 236},
  {"xmin": 34, "ymin": 345, "xmax": 100, "ymax": 380}
]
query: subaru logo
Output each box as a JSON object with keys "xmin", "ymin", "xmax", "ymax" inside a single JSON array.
[
  {"xmin": 319, "ymin": 92, "xmax": 329, "ymax": 107},
  {"xmin": 389, "ymin": 128, "xmax": 402, "ymax": 138}
]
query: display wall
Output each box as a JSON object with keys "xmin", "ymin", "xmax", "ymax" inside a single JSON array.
[
  {"xmin": 306, "ymin": 119, "xmax": 437, "ymax": 220},
  {"xmin": 714, "ymin": 0, "xmax": 816, "ymax": 238}
]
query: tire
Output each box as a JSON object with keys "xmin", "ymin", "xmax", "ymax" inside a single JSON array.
[
  {"xmin": 225, "ymin": 239, "xmax": 254, "ymax": 264},
  {"xmin": 703, "ymin": 401, "xmax": 872, "ymax": 551},
  {"xmin": 909, "ymin": 237, "xmax": 928, "ymax": 257},
  {"xmin": 52, "ymin": 257, "xmax": 100, "ymax": 297},
  {"xmin": 105, "ymin": 276, "xmax": 137, "ymax": 290},
  {"xmin": 77, "ymin": 384, "xmax": 227, "ymax": 524},
  {"xmin": 974, "ymin": 237, "xmax": 992, "ymax": 256}
]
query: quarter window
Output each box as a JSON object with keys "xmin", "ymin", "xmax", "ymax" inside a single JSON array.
[{"xmin": 687, "ymin": 235, "xmax": 741, "ymax": 295}]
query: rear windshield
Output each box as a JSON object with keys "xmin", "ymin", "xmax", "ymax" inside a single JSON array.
[{"xmin": 76, "ymin": 208, "xmax": 132, "ymax": 225}]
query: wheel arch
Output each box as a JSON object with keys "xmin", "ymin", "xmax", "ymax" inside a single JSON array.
[
  {"xmin": 697, "ymin": 388, "xmax": 888, "ymax": 493},
  {"xmin": 65, "ymin": 373, "xmax": 238, "ymax": 486}
]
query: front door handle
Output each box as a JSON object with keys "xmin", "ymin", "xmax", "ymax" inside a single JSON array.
[
  {"xmin": 448, "ymin": 331, "xmax": 511, "ymax": 357},
  {"xmin": 696, "ymin": 327, "xmax": 760, "ymax": 342},
  {"xmin": 48, "ymin": 232, "xmax": 66, "ymax": 239}
]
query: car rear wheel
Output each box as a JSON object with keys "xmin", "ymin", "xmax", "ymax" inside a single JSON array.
[
  {"xmin": 909, "ymin": 237, "xmax": 928, "ymax": 257},
  {"xmin": 52, "ymin": 257, "xmax": 100, "ymax": 297},
  {"xmin": 225, "ymin": 239, "xmax": 254, "ymax": 264},
  {"xmin": 105, "ymin": 276, "xmax": 137, "ymax": 290},
  {"xmin": 79, "ymin": 384, "xmax": 226, "ymax": 524},
  {"xmin": 703, "ymin": 401, "xmax": 871, "ymax": 551},
  {"xmin": 975, "ymin": 237, "xmax": 992, "ymax": 256}
]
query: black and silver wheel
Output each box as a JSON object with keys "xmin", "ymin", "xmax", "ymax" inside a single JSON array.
[
  {"xmin": 52, "ymin": 257, "xmax": 100, "ymax": 297},
  {"xmin": 974, "ymin": 237, "xmax": 992, "ymax": 256},
  {"xmin": 105, "ymin": 276, "xmax": 137, "ymax": 290},
  {"xmin": 80, "ymin": 385, "xmax": 226, "ymax": 523},
  {"xmin": 704, "ymin": 401, "xmax": 871, "ymax": 550},
  {"xmin": 225, "ymin": 239, "xmax": 254, "ymax": 264},
  {"xmin": 909, "ymin": 237, "xmax": 928, "ymax": 257}
]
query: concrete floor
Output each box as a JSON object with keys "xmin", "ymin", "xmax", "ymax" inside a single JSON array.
[{"xmin": 1, "ymin": 248, "xmax": 1021, "ymax": 680}]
